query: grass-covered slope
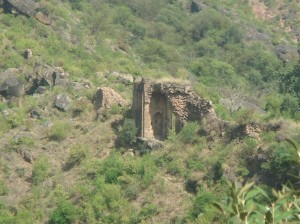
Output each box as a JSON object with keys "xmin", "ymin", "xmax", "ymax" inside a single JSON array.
[{"xmin": 0, "ymin": 0, "xmax": 300, "ymax": 223}]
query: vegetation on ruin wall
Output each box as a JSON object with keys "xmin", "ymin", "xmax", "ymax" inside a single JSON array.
[{"xmin": 0, "ymin": 0, "xmax": 300, "ymax": 223}]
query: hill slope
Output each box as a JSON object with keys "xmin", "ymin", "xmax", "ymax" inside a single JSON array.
[{"xmin": 0, "ymin": 0, "xmax": 300, "ymax": 223}]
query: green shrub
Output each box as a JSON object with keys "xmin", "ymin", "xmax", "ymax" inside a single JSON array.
[
  {"xmin": 49, "ymin": 200, "xmax": 77, "ymax": 224},
  {"xmin": 136, "ymin": 203, "xmax": 158, "ymax": 222},
  {"xmin": 32, "ymin": 156, "xmax": 50, "ymax": 185},
  {"xmin": 100, "ymin": 153, "xmax": 124, "ymax": 184},
  {"xmin": 117, "ymin": 119, "xmax": 137, "ymax": 147},
  {"xmin": 65, "ymin": 145, "xmax": 90, "ymax": 170},
  {"xmin": 191, "ymin": 191, "xmax": 216, "ymax": 218},
  {"xmin": 179, "ymin": 122, "xmax": 199, "ymax": 144},
  {"xmin": 48, "ymin": 121, "xmax": 72, "ymax": 141}
]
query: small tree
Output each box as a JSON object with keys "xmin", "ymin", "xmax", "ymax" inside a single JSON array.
[{"xmin": 117, "ymin": 119, "xmax": 137, "ymax": 147}]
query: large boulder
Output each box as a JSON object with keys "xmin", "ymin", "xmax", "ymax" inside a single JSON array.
[
  {"xmin": 93, "ymin": 87, "xmax": 127, "ymax": 113},
  {"xmin": 4, "ymin": 0, "xmax": 37, "ymax": 16},
  {"xmin": 0, "ymin": 77, "xmax": 24, "ymax": 98},
  {"xmin": 55, "ymin": 94, "xmax": 71, "ymax": 112}
]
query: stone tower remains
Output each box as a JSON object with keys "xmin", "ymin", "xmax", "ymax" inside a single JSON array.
[{"xmin": 132, "ymin": 79, "xmax": 217, "ymax": 141}]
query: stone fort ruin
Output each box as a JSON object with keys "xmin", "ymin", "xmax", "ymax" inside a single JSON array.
[{"xmin": 132, "ymin": 79, "xmax": 217, "ymax": 141}]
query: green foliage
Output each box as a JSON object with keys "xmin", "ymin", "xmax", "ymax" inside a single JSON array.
[
  {"xmin": 65, "ymin": 144, "xmax": 90, "ymax": 170},
  {"xmin": 190, "ymin": 57, "xmax": 240, "ymax": 86},
  {"xmin": 191, "ymin": 190, "xmax": 216, "ymax": 218},
  {"xmin": 178, "ymin": 122, "xmax": 199, "ymax": 144},
  {"xmin": 214, "ymin": 180, "xmax": 300, "ymax": 224},
  {"xmin": 48, "ymin": 121, "xmax": 72, "ymax": 141},
  {"xmin": 117, "ymin": 119, "xmax": 137, "ymax": 147},
  {"xmin": 1, "ymin": 0, "xmax": 300, "ymax": 223},
  {"xmin": 281, "ymin": 47, "xmax": 300, "ymax": 103},
  {"xmin": 49, "ymin": 200, "xmax": 78, "ymax": 224},
  {"xmin": 136, "ymin": 38, "xmax": 182, "ymax": 67},
  {"xmin": 135, "ymin": 203, "xmax": 158, "ymax": 222},
  {"xmin": 13, "ymin": 136, "xmax": 34, "ymax": 149},
  {"xmin": 32, "ymin": 156, "xmax": 50, "ymax": 185},
  {"xmin": 189, "ymin": 9, "xmax": 230, "ymax": 41},
  {"xmin": 0, "ymin": 179, "xmax": 8, "ymax": 195}
]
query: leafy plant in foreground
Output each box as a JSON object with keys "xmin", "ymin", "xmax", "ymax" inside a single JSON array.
[{"xmin": 214, "ymin": 180, "xmax": 300, "ymax": 224}]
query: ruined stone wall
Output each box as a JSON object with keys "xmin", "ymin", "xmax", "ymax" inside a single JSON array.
[{"xmin": 132, "ymin": 79, "xmax": 217, "ymax": 140}]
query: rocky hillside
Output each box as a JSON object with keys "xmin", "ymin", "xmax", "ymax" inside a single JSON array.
[{"xmin": 0, "ymin": 0, "xmax": 300, "ymax": 223}]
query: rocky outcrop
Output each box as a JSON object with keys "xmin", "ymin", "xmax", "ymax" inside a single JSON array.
[
  {"xmin": 132, "ymin": 79, "xmax": 217, "ymax": 140},
  {"xmin": 93, "ymin": 87, "xmax": 127, "ymax": 113},
  {"xmin": 105, "ymin": 71, "xmax": 134, "ymax": 85},
  {"xmin": 2, "ymin": 0, "xmax": 51, "ymax": 25},
  {"xmin": 4, "ymin": 0, "xmax": 37, "ymax": 16},
  {"xmin": 26, "ymin": 63, "xmax": 70, "ymax": 93},
  {"xmin": 35, "ymin": 11, "xmax": 51, "ymax": 25},
  {"xmin": 137, "ymin": 137, "xmax": 164, "ymax": 151}
]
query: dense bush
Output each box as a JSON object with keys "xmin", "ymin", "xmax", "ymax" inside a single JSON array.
[
  {"xmin": 49, "ymin": 200, "xmax": 77, "ymax": 224},
  {"xmin": 117, "ymin": 119, "xmax": 137, "ymax": 147}
]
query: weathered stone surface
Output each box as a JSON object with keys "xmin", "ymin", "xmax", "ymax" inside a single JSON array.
[
  {"xmin": 35, "ymin": 86, "xmax": 46, "ymax": 94},
  {"xmin": 29, "ymin": 108, "xmax": 42, "ymax": 119},
  {"xmin": 5, "ymin": 0, "xmax": 37, "ymax": 16},
  {"xmin": 0, "ymin": 77, "xmax": 24, "ymax": 98},
  {"xmin": 43, "ymin": 119, "xmax": 53, "ymax": 128},
  {"xmin": 23, "ymin": 49, "xmax": 32, "ymax": 59},
  {"xmin": 275, "ymin": 45, "xmax": 299, "ymax": 62},
  {"xmin": 35, "ymin": 11, "xmax": 51, "ymax": 25},
  {"xmin": 27, "ymin": 63, "xmax": 70, "ymax": 94},
  {"xmin": 230, "ymin": 122, "xmax": 281, "ymax": 140},
  {"xmin": 105, "ymin": 71, "xmax": 134, "ymax": 85},
  {"xmin": 55, "ymin": 94, "xmax": 71, "ymax": 112},
  {"xmin": 0, "ymin": 68, "xmax": 20, "ymax": 80},
  {"xmin": 93, "ymin": 87, "xmax": 127, "ymax": 112},
  {"xmin": 137, "ymin": 137, "xmax": 164, "ymax": 151},
  {"xmin": 132, "ymin": 79, "xmax": 217, "ymax": 140},
  {"xmin": 72, "ymin": 79, "xmax": 92, "ymax": 90}
]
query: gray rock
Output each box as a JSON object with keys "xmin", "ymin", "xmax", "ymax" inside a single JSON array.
[
  {"xmin": 0, "ymin": 77, "xmax": 24, "ymax": 98},
  {"xmin": 5, "ymin": 0, "xmax": 37, "ymax": 16},
  {"xmin": 55, "ymin": 94, "xmax": 71, "ymax": 111},
  {"xmin": 33, "ymin": 63, "xmax": 70, "ymax": 89},
  {"xmin": 29, "ymin": 108, "xmax": 42, "ymax": 119},
  {"xmin": 35, "ymin": 86, "xmax": 46, "ymax": 94},
  {"xmin": 106, "ymin": 71, "xmax": 133, "ymax": 85},
  {"xmin": 23, "ymin": 49, "xmax": 32, "ymax": 59},
  {"xmin": 2, "ymin": 109, "xmax": 11, "ymax": 116},
  {"xmin": 1, "ymin": 68, "xmax": 19, "ymax": 80},
  {"xmin": 137, "ymin": 137, "xmax": 164, "ymax": 151},
  {"xmin": 43, "ymin": 119, "xmax": 53, "ymax": 128},
  {"xmin": 23, "ymin": 150, "xmax": 34, "ymax": 163}
]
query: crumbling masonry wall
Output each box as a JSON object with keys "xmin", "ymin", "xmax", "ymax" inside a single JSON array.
[{"xmin": 132, "ymin": 79, "xmax": 217, "ymax": 140}]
